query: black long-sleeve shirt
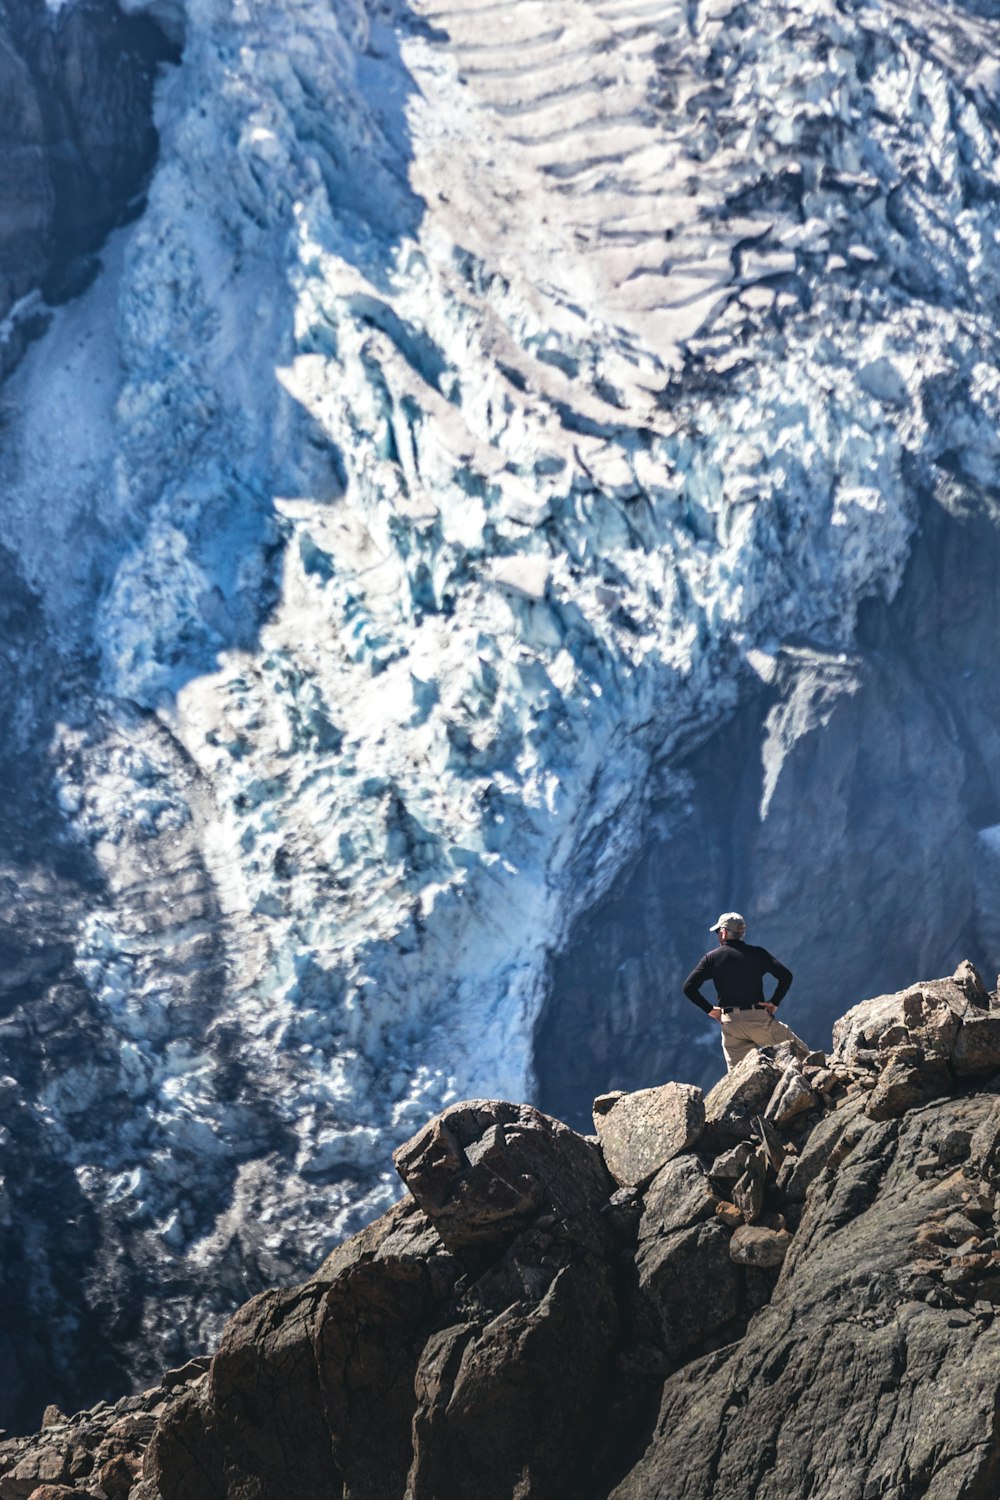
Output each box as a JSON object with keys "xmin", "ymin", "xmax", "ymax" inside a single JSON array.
[{"xmin": 683, "ymin": 938, "xmax": 793, "ymax": 1015}]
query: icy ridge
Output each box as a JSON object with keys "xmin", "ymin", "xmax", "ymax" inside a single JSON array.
[{"xmin": 4, "ymin": 0, "xmax": 1000, "ymax": 1366}]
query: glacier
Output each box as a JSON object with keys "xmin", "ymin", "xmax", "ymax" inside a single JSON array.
[{"xmin": 3, "ymin": 0, "xmax": 1000, "ymax": 1427}]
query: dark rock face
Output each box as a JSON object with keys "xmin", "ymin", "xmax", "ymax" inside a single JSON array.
[
  {"xmin": 9, "ymin": 969, "xmax": 1000, "ymax": 1500},
  {"xmin": 613, "ymin": 1096, "xmax": 1000, "ymax": 1500},
  {"xmin": 0, "ymin": 0, "xmax": 176, "ymax": 372},
  {"xmin": 137, "ymin": 1101, "xmax": 620, "ymax": 1500}
]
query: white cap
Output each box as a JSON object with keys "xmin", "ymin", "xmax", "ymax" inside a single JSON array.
[{"xmin": 710, "ymin": 911, "xmax": 746, "ymax": 934}]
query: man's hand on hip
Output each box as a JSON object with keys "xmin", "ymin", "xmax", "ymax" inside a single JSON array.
[
  {"xmin": 709, "ymin": 1006, "xmax": 723, "ymax": 1022},
  {"xmin": 761, "ymin": 1001, "xmax": 777, "ymax": 1016}
]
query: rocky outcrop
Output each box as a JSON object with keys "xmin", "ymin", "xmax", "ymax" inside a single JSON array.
[
  {"xmin": 7, "ymin": 965, "xmax": 1000, "ymax": 1499},
  {"xmin": 0, "ymin": 1358, "xmax": 208, "ymax": 1500}
]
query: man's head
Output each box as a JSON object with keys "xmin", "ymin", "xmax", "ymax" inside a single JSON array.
[{"xmin": 711, "ymin": 911, "xmax": 746, "ymax": 941}]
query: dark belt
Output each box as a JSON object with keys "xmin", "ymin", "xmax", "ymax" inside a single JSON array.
[{"xmin": 721, "ymin": 1004, "xmax": 769, "ymax": 1013}]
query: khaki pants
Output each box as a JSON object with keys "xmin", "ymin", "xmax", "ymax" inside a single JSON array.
[{"xmin": 720, "ymin": 1008, "xmax": 805, "ymax": 1072}]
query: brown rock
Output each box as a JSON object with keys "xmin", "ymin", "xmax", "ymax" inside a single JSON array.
[
  {"xmin": 951, "ymin": 1015, "xmax": 1000, "ymax": 1076},
  {"xmin": 394, "ymin": 1099, "xmax": 611, "ymax": 1249},
  {"xmin": 592, "ymin": 1083, "xmax": 705, "ymax": 1188},
  {"xmin": 729, "ymin": 1220, "xmax": 792, "ymax": 1267},
  {"xmin": 22, "ymin": 1489, "xmax": 87, "ymax": 1500},
  {"xmin": 832, "ymin": 974, "xmax": 972, "ymax": 1064},
  {"xmin": 715, "ymin": 1201, "xmax": 743, "ymax": 1228},
  {"xmin": 731, "ymin": 1148, "xmax": 768, "ymax": 1223},
  {"xmin": 38, "ymin": 1411, "xmax": 64, "ymax": 1433},
  {"xmin": 96, "ymin": 1453, "xmax": 140, "ymax": 1499},
  {"xmin": 0, "ymin": 1448, "xmax": 72, "ymax": 1500},
  {"xmin": 866, "ymin": 1059, "xmax": 951, "ymax": 1121},
  {"xmin": 953, "ymin": 960, "xmax": 989, "ymax": 1007}
]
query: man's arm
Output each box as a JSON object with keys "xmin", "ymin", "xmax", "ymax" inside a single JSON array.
[
  {"xmin": 763, "ymin": 953, "xmax": 793, "ymax": 1007},
  {"xmin": 683, "ymin": 954, "xmax": 715, "ymax": 1015}
]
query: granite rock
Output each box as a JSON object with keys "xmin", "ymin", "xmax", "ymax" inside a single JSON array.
[
  {"xmin": 592, "ymin": 1083, "xmax": 705, "ymax": 1189},
  {"xmin": 704, "ymin": 1051, "xmax": 784, "ymax": 1143}
]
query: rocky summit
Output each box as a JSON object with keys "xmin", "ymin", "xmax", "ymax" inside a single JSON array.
[{"xmin": 5, "ymin": 962, "xmax": 1000, "ymax": 1500}]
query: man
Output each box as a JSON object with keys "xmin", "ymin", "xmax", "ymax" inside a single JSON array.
[{"xmin": 683, "ymin": 911, "xmax": 803, "ymax": 1072}]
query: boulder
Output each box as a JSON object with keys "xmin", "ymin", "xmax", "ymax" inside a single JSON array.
[
  {"xmin": 765, "ymin": 1070, "xmax": 819, "ymax": 1127},
  {"xmin": 94, "ymin": 1454, "xmax": 141, "ymax": 1499},
  {"xmin": 953, "ymin": 960, "xmax": 989, "ymax": 1007},
  {"xmin": 0, "ymin": 1449, "xmax": 72, "ymax": 1500},
  {"xmin": 731, "ymin": 1148, "xmax": 768, "ymax": 1223},
  {"xmin": 406, "ymin": 1251, "xmax": 617, "ymax": 1500},
  {"xmin": 704, "ymin": 1051, "xmax": 784, "ymax": 1142},
  {"xmin": 394, "ymin": 1099, "xmax": 611, "ymax": 1249},
  {"xmin": 641, "ymin": 1155, "xmax": 720, "ymax": 1237},
  {"xmin": 20, "ymin": 1489, "xmax": 85, "ymax": 1500},
  {"xmin": 729, "ymin": 1219, "xmax": 792, "ymax": 1268},
  {"xmin": 951, "ymin": 1015, "xmax": 1000, "ymax": 1076},
  {"xmin": 592, "ymin": 1083, "xmax": 704, "ymax": 1188},
  {"xmin": 708, "ymin": 1142, "xmax": 753, "ymax": 1181},
  {"xmin": 635, "ymin": 1220, "xmax": 740, "ymax": 1356},
  {"xmin": 867, "ymin": 1059, "xmax": 952, "ymax": 1121}
]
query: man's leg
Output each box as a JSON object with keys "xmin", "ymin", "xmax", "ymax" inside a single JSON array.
[{"xmin": 720, "ymin": 1014, "xmax": 759, "ymax": 1072}]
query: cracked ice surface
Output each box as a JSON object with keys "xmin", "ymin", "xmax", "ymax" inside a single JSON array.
[{"xmin": 5, "ymin": 0, "xmax": 1000, "ymax": 1376}]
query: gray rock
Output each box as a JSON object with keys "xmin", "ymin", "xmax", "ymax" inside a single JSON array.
[
  {"xmin": 777, "ymin": 1094, "xmax": 870, "ymax": 1202},
  {"xmin": 704, "ymin": 1051, "xmax": 784, "ymax": 1142},
  {"xmin": 708, "ymin": 1142, "xmax": 753, "ymax": 1181},
  {"xmin": 765, "ymin": 1069, "xmax": 819, "ymax": 1127},
  {"xmin": 593, "ymin": 1082, "xmax": 705, "ymax": 1188},
  {"xmin": 965, "ymin": 1103, "xmax": 1000, "ymax": 1187},
  {"xmin": 635, "ymin": 1220, "xmax": 741, "ymax": 1357},
  {"xmin": 731, "ymin": 1148, "xmax": 768, "ymax": 1223},
  {"xmin": 641, "ymin": 1155, "xmax": 720, "ymax": 1238},
  {"xmin": 0, "ymin": 0, "xmax": 176, "ymax": 368}
]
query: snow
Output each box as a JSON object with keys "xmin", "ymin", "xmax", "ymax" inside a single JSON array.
[{"xmin": 4, "ymin": 0, "xmax": 1000, "ymax": 1364}]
